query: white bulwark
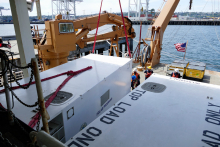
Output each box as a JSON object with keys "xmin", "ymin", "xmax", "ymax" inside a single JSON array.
[
  {"xmin": 66, "ymin": 74, "xmax": 220, "ymax": 147},
  {"xmin": 0, "ymin": 54, "xmax": 132, "ymax": 143}
]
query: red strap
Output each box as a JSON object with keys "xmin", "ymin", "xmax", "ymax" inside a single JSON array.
[
  {"xmin": 119, "ymin": 0, "xmax": 131, "ymax": 58},
  {"xmin": 7, "ymin": 44, "xmax": 11, "ymax": 49},
  {"xmin": 28, "ymin": 66, "xmax": 92, "ymax": 128},
  {"xmin": 0, "ymin": 70, "xmax": 79, "ymax": 94},
  {"xmin": 92, "ymin": 0, "xmax": 103, "ymax": 53}
]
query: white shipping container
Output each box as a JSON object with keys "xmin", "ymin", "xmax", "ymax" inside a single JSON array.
[
  {"xmin": 66, "ymin": 74, "xmax": 220, "ymax": 147},
  {"xmin": 0, "ymin": 54, "xmax": 132, "ymax": 143}
]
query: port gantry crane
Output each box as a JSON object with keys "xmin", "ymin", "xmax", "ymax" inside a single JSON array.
[
  {"xmin": 33, "ymin": 12, "xmax": 136, "ymax": 70},
  {"xmin": 143, "ymin": 0, "xmax": 192, "ymax": 68}
]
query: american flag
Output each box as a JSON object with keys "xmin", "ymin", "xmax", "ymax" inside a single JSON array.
[{"xmin": 174, "ymin": 43, "xmax": 186, "ymax": 52}]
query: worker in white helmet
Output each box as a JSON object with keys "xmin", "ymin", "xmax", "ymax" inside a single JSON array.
[{"xmin": 171, "ymin": 68, "xmax": 180, "ymax": 78}]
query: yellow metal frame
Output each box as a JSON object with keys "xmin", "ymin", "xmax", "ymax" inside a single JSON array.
[{"xmin": 33, "ymin": 13, "xmax": 136, "ymax": 70}]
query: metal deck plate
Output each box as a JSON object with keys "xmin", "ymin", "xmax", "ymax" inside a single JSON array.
[{"xmin": 44, "ymin": 91, "xmax": 73, "ymax": 105}]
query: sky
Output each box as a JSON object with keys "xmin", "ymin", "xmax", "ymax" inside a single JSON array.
[{"xmin": 0, "ymin": 0, "xmax": 219, "ymax": 16}]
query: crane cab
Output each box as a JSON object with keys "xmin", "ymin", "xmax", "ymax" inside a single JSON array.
[
  {"xmin": 45, "ymin": 15, "xmax": 76, "ymax": 53},
  {"xmin": 33, "ymin": 14, "xmax": 77, "ymax": 71}
]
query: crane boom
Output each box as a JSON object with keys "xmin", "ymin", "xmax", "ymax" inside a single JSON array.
[
  {"xmin": 144, "ymin": 0, "xmax": 180, "ymax": 68},
  {"xmin": 73, "ymin": 13, "xmax": 135, "ymax": 49},
  {"xmin": 73, "ymin": 13, "xmax": 131, "ymax": 30},
  {"xmin": 153, "ymin": 0, "xmax": 180, "ymax": 33}
]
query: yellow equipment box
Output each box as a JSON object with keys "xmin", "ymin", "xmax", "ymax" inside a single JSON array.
[
  {"xmin": 185, "ymin": 62, "xmax": 206, "ymax": 81},
  {"xmin": 167, "ymin": 60, "xmax": 189, "ymax": 76}
]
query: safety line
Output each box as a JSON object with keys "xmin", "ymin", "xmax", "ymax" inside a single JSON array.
[{"xmin": 92, "ymin": 0, "xmax": 103, "ymax": 53}]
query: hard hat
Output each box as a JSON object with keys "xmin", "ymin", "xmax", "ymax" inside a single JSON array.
[
  {"xmin": 132, "ymin": 75, "xmax": 136, "ymax": 80},
  {"xmin": 175, "ymin": 68, "xmax": 179, "ymax": 72},
  {"xmin": 148, "ymin": 66, "xmax": 152, "ymax": 69},
  {"xmin": 133, "ymin": 68, "xmax": 137, "ymax": 72}
]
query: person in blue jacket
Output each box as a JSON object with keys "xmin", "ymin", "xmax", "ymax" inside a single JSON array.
[{"xmin": 131, "ymin": 75, "xmax": 140, "ymax": 90}]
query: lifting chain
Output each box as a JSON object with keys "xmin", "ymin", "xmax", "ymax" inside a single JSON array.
[
  {"xmin": 13, "ymin": 65, "xmax": 34, "ymax": 89},
  {"xmin": 0, "ymin": 132, "xmax": 17, "ymax": 147},
  {"xmin": 0, "ymin": 50, "xmax": 34, "ymax": 90},
  {"xmin": 6, "ymin": 84, "xmax": 38, "ymax": 108}
]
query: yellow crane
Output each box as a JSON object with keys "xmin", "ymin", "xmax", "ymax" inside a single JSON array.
[
  {"xmin": 143, "ymin": 0, "xmax": 193, "ymax": 68},
  {"xmin": 33, "ymin": 13, "xmax": 135, "ymax": 70}
]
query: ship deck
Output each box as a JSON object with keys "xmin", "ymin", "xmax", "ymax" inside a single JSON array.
[{"xmin": 132, "ymin": 62, "xmax": 220, "ymax": 86}]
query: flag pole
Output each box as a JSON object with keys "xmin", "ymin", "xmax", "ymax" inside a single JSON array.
[{"xmin": 183, "ymin": 40, "xmax": 188, "ymax": 61}]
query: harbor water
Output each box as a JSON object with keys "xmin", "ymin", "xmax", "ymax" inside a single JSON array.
[{"xmin": 1, "ymin": 24, "xmax": 220, "ymax": 72}]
